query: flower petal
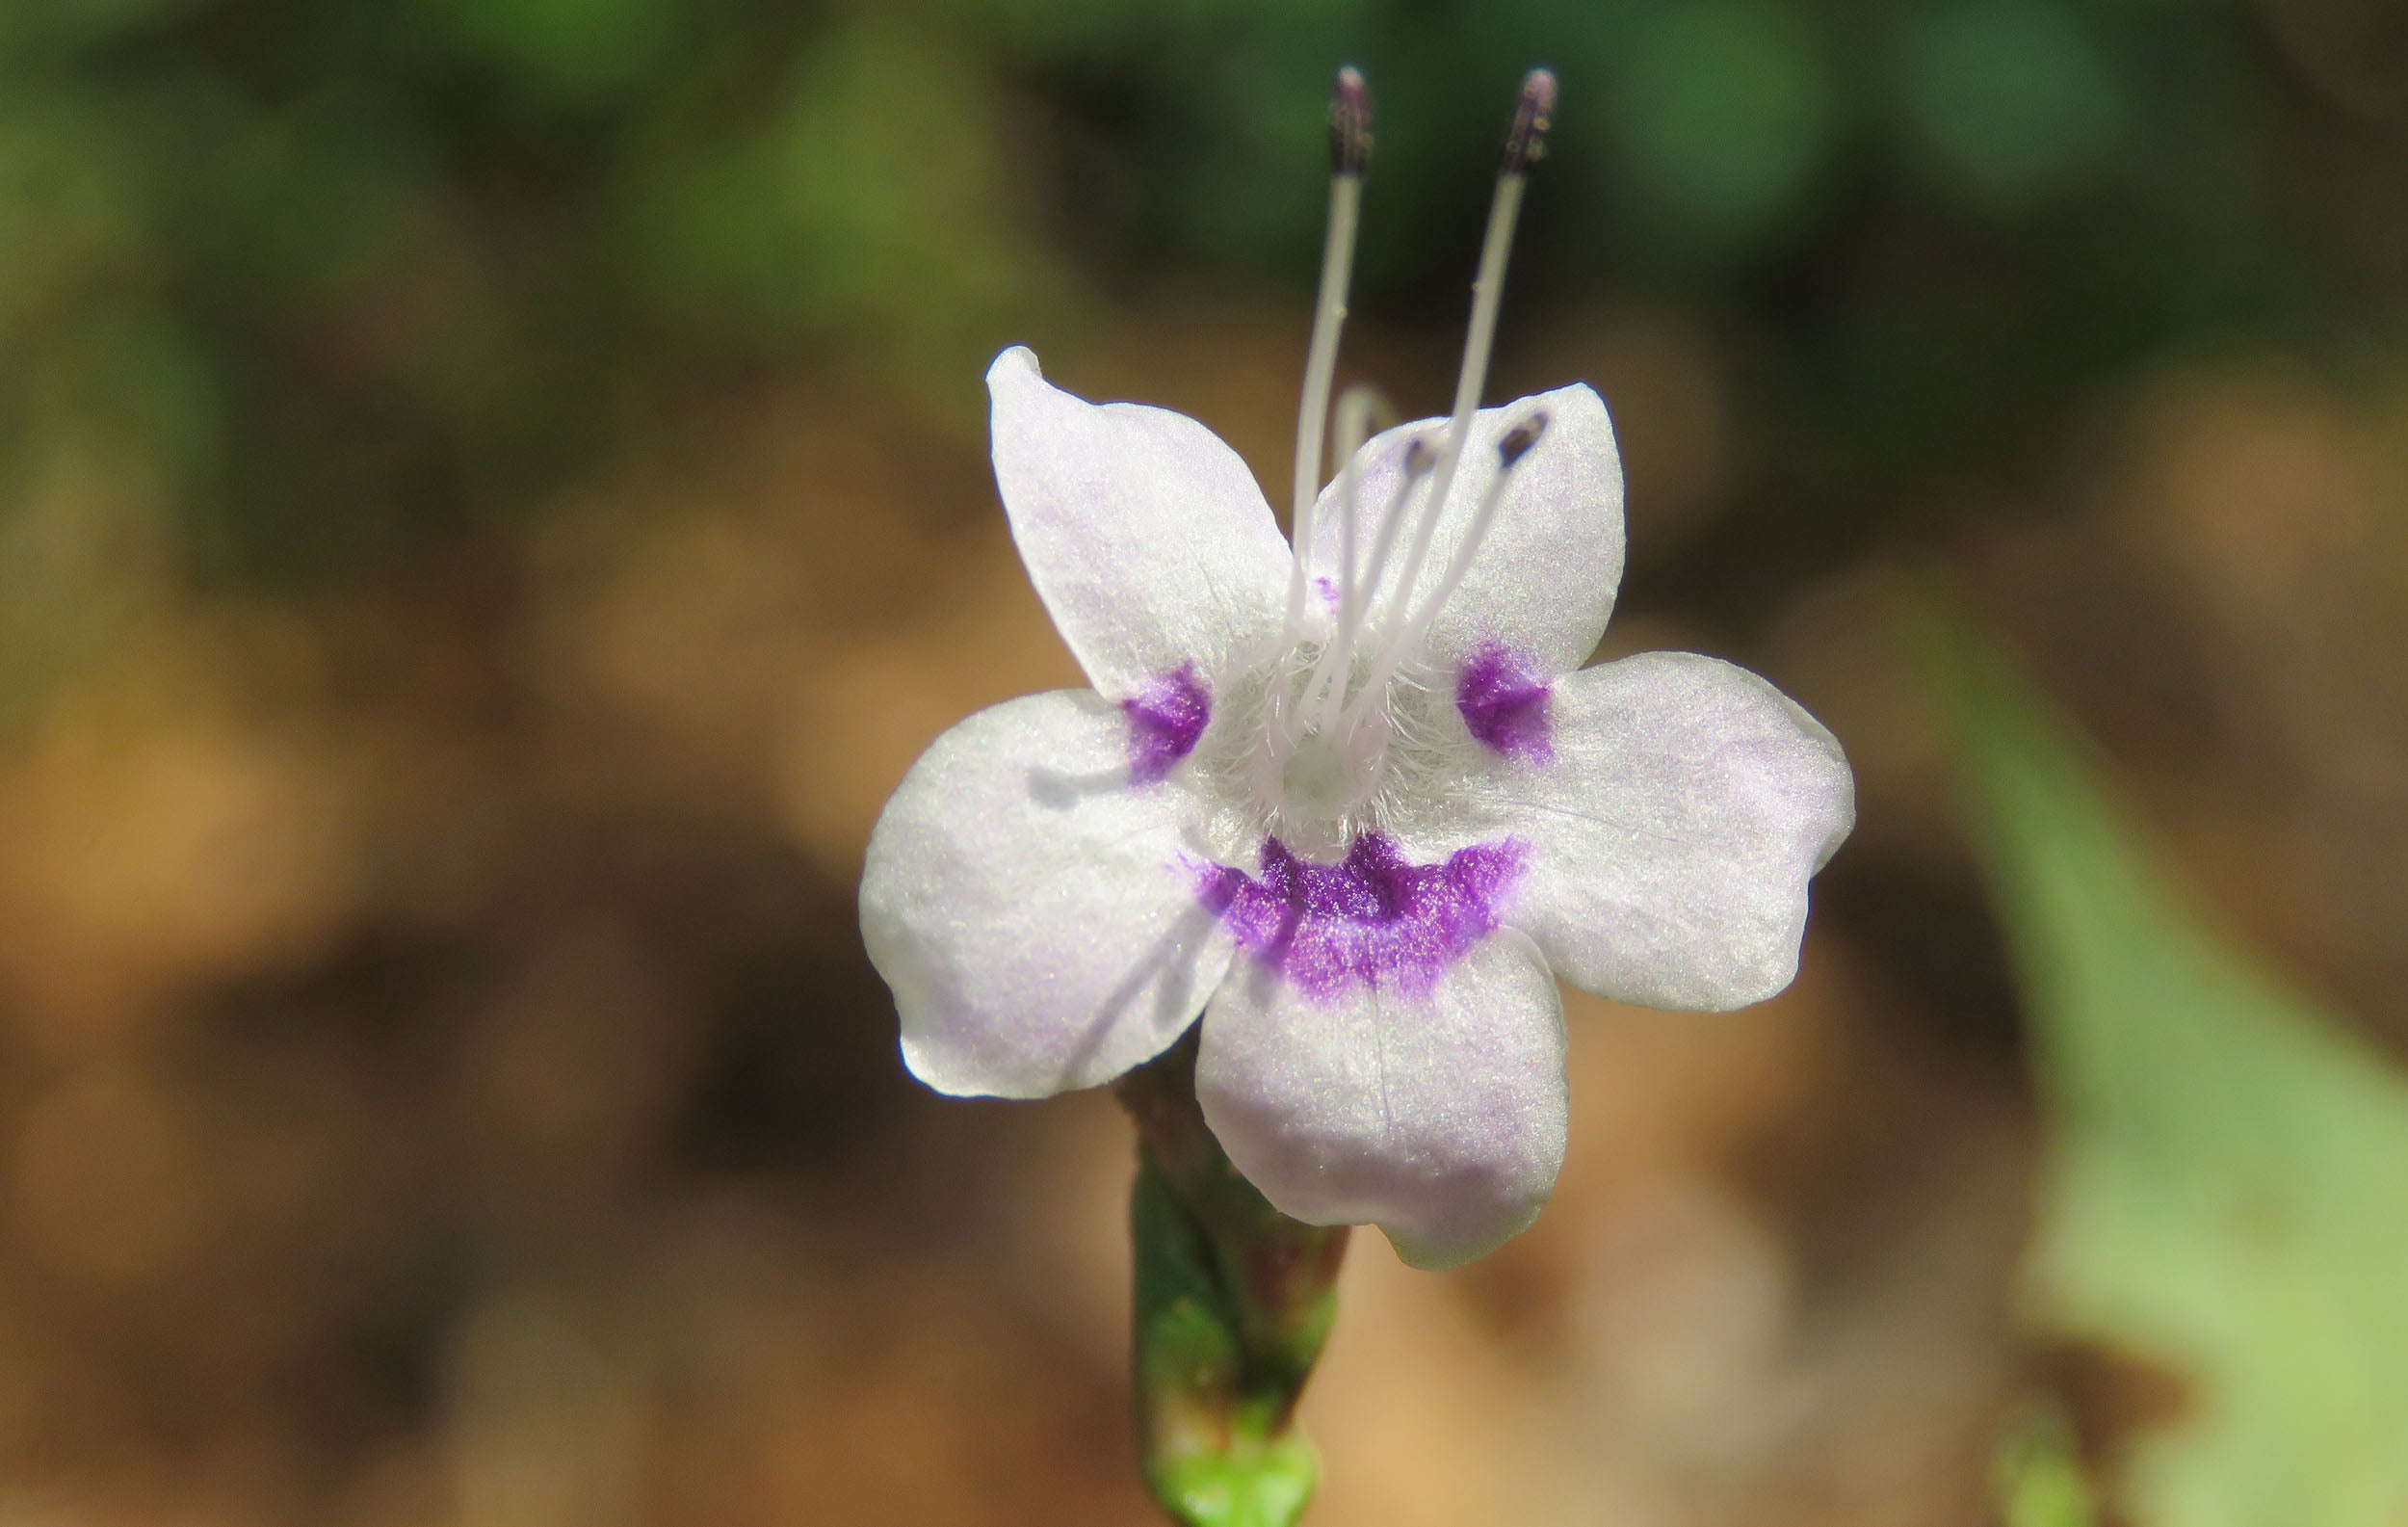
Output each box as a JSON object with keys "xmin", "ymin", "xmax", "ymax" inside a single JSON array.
[
  {"xmin": 861, "ymin": 688, "xmax": 1236, "ymax": 1098},
  {"xmin": 988, "ymin": 346, "xmax": 1294, "ymax": 698},
  {"xmin": 1310, "ymin": 383, "xmax": 1624, "ymax": 676},
  {"xmin": 1194, "ymin": 930, "xmax": 1567, "ymax": 1270},
  {"xmin": 1493, "ymin": 652, "xmax": 1854, "ymax": 1011}
]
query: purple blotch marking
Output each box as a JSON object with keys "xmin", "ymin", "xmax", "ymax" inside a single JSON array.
[
  {"xmin": 1455, "ymin": 643, "xmax": 1554, "ymax": 762},
  {"xmin": 1194, "ymin": 832, "xmax": 1525, "ymax": 1002},
  {"xmin": 1313, "ymin": 575, "xmax": 1340, "ymax": 609},
  {"xmin": 1124, "ymin": 663, "xmax": 1211, "ymax": 784}
]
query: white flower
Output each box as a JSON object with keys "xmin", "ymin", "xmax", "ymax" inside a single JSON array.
[{"xmin": 858, "ymin": 72, "xmax": 1853, "ymax": 1270}]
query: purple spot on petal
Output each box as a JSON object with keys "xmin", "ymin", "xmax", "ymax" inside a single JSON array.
[
  {"xmin": 1193, "ymin": 832, "xmax": 1525, "ymax": 1002},
  {"xmin": 1125, "ymin": 664, "xmax": 1211, "ymax": 784},
  {"xmin": 1313, "ymin": 575, "xmax": 1339, "ymax": 609},
  {"xmin": 1456, "ymin": 643, "xmax": 1554, "ymax": 762}
]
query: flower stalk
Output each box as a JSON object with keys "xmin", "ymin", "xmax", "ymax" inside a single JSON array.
[{"xmin": 1117, "ymin": 1031, "xmax": 1351, "ymax": 1527}]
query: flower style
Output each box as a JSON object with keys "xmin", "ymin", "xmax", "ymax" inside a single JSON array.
[{"xmin": 859, "ymin": 71, "xmax": 1853, "ymax": 1271}]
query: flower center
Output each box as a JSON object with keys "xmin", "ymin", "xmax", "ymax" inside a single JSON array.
[
  {"xmin": 1278, "ymin": 731, "xmax": 1368, "ymax": 817},
  {"xmin": 1234, "ymin": 644, "xmax": 1390, "ymax": 854}
]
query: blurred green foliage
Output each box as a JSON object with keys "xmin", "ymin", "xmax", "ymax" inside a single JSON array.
[
  {"xmin": 1894, "ymin": 0, "xmax": 2135, "ymax": 215},
  {"xmin": 1997, "ymin": 1407, "xmax": 2100, "ymax": 1527},
  {"xmin": 0, "ymin": 0, "xmax": 2360, "ymax": 597},
  {"xmin": 1597, "ymin": 1, "xmax": 1841, "ymax": 251},
  {"xmin": 1919, "ymin": 603, "xmax": 2408, "ymax": 1527}
]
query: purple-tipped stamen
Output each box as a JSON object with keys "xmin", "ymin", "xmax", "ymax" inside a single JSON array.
[
  {"xmin": 1330, "ymin": 65, "xmax": 1373, "ymax": 177},
  {"xmin": 1503, "ymin": 68, "xmax": 1557, "ymax": 175}
]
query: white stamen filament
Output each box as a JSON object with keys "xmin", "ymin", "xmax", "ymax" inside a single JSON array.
[
  {"xmin": 1273, "ymin": 383, "xmax": 1381, "ymax": 752},
  {"xmin": 1342, "ymin": 432, "xmax": 1428, "ymax": 648},
  {"xmin": 1279, "ymin": 68, "xmax": 1371, "ymax": 646},
  {"xmin": 1297, "ymin": 401, "xmax": 1419, "ymax": 736},
  {"xmin": 1329, "ymin": 389, "xmax": 1377, "ymax": 651},
  {"xmin": 1286, "ymin": 176, "xmax": 1360, "ymax": 569},
  {"xmin": 1340, "ymin": 160, "xmax": 1531, "ymax": 735},
  {"xmin": 1390, "ymin": 410, "xmax": 1549, "ymax": 658}
]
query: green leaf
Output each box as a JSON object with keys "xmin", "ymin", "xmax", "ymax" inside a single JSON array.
[{"xmin": 1911, "ymin": 598, "xmax": 2408, "ymax": 1527}]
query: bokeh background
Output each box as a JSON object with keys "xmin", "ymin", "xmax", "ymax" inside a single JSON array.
[{"xmin": 4, "ymin": 0, "xmax": 2408, "ymax": 1522}]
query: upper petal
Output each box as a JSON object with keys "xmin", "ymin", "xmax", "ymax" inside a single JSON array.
[
  {"xmin": 1491, "ymin": 652, "xmax": 1854, "ymax": 1011},
  {"xmin": 1194, "ymin": 930, "xmax": 1568, "ymax": 1270},
  {"xmin": 987, "ymin": 346, "xmax": 1294, "ymax": 698},
  {"xmin": 1309, "ymin": 383, "xmax": 1624, "ymax": 677},
  {"xmin": 860, "ymin": 688, "xmax": 1237, "ymax": 1098}
]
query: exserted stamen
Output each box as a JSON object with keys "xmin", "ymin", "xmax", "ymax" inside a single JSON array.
[
  {"xmin": 1279, "ymin": 66, "xmax": 1374, "ymax": 645},
  {"xmin": 1344, "ymin": 68, "xmax": 1556, "ymax": 727}
]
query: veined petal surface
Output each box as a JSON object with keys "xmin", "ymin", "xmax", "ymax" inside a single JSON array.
[
  {"xmin": 988, "ymin": 346, "xmax": 1293, "ymax": 698},
  {"xmin": 861, "ymin": 689, "xmax": 1236, "ymax": 1098},
  {"xmin": 1194, "ymin": 930, "xmax": 1568, "ymax": 1271},
  {"xmin": 1494, "ymin": 652, "xmax": 1854, "ymax": 1011},
  {"xmin": 1309, "ymin": 384, "xmax": 1624, "ymax": 677}
]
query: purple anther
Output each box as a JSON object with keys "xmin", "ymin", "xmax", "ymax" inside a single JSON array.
[
  {"xmin": 1504, "ymin": 68, "xmax": 1557, "ymax": 175},
  {"xmin": 1329, "ymin": 66, "xmax": 1374, "ymax": 176}
]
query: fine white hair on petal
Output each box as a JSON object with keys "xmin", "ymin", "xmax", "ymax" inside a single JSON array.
[
  {"xmin": 987, "ymin": 347, "xmax": 1295, "ymax": 698},
  {"xmin": 1193, "ymin": 929, "xmax": 1568, "ymax": 1271},
  {"xmin": 860, "ymin": 688, "xmax": 1238, "ymax": 1099},
  {"xmin": 1309, "ymin": 383, "xmax": 1624, "ymax": 678},
  {"xmin": 1494, "ymin": 651, "xmax": 1855, "ymax": 1012}
]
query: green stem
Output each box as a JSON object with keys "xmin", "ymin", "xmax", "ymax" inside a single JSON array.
[{"xmin": 1115, "ymin": 1031, "xmax": 1350, "ymax": 1527}]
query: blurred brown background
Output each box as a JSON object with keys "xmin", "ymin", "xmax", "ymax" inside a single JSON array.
[{"xmin": 4, "ymin": 0, "xmax": 2407, "ymax": 1521}]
